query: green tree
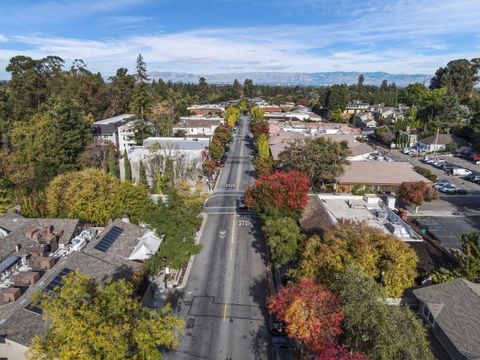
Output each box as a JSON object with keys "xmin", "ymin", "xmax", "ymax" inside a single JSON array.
[
  {"xmin": 0, "ymin": 178, "xmax": 12, "ymax": 213},
  {"xmin": 198, "ymin": 77, "xmax": 208, "ymax": 102},
  {"xmin": 279, "ymin": 137, "xmax": 350, "ymax": 192},
  {"xmin": 243, "ymin": 79, "xmax": 254, "ymax": 98},
  {"xmin": 232, "ymin": 79, "xmax": 242, "ymax": 98},
  {"xmin": 105, "ymin": 67, "xmax": 135, "ymax": 117},
  {"xmin": 297, "ymin": 220, "xmax": 418, "ymax": 298},
  {"xmin": 130, "ymin": 54, "xmax": 152, "ymax": 119},
  {"xmin": 335, "ymin": 267, "xmax": 434, "ymax": 360},
  {"xmin": 399, "ymin": 83, "xmax": 428, "ymax": 106},
  {"xmin": 430, "ymin": 58, "xmax": 480, "ymax": 102},
  {"xmin": 131, "ymin": 118, "xmax": 153, "ymax": 145},
  {"xmin": 331, "ymin": 108, "xmax": 343, "ymax": 123},
  {"xmin": 30, "ymin": 271, "xmax": 184, "ymax": 359},
  {"xmin": 138, "ymin": 160, "xmax": 148, "ymax": 186},
  {"xmin": 108, "ymin": 142, "xmax": 117, "ymax": 177},
  {"xmin": 208, "ymin": 139, "xmax": 224, "ymax": 161},
  {"xmin": 124, "ymin": 149, "xmax": 132, "ymax": 182},
  {"xmin": 325, "ymin": 84, "xmax": 349, "ymax": 112},
  {"xmin": 262, "ymin": 215, "xmax": 305, "ymax": 266}
]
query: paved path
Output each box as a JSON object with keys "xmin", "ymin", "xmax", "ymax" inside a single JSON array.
[{"xmin": 167, "ymin": 116, "xmax": 270, "ymax": 360}]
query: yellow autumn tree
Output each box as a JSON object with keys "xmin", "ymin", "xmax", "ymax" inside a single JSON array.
[
  {"xmin": 46, "ymin": 168, "xmax": 152, "ymax": 224},
  {"xmin": 297, "ymin": 220, "xmax": 417, "ymax": 297},
  {"xmin": 29, "ymin": 272, "xmax": 184, "ymax": 360}
]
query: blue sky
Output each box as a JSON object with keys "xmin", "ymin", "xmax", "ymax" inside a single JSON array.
[{"xmin": 0, "ymin": 0, "xmax": 479, "ymax": 78}]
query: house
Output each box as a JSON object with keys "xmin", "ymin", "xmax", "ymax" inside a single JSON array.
[
  {"xmin": 413, "ymin": 279, "xmax": 480, "ymax": 360},
  {"xmin": 336, "ymin": 161, "xmax": 431, "ymax": 193},
  {"xmin": 354, "ymin": 112, "xmax": 377, "ymax": 128},
  {"xmin": 269, "ymin": 132, "xmax": 305, "ymax": 161},
  {"xmin": 0, "ymin": 216, "xmax": 160, "ymax": 359},
  {"xmin": 93, "ymin": 114, "xmax": 136, "ymax": 148},
  {"xmin": 322, "ymin": 134, "xmax": 375, "ymax": 161},
  {"xmin": 122, "ymin": 137, "xmax": 210, "ymax": 184},
  {"xmin": 173, "ymin": 116, "xmax": 223, "ymax": 136},
  {"xmin": 415, "ymin": 134, "xmax": 471, "ymax": 153},
  {"xmin": 344, "ymin": 100, "xmax": 370, "ymax": 114},
  {"xmin": 299, "ymin": 194, "xmax": 423, "ymax": 242},
  {"xmin": 187, "ymin": 104, "xmax": 225, "ymax": 116}
]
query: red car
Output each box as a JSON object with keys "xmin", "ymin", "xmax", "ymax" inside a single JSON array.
[{"xmin": 219, "ymin": 160, "xmax": 225, "ymax": 167}]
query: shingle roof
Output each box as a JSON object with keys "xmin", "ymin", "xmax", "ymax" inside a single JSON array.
[
  {"xmin": 337, "ymin": 161, "xmax": 431, "ymax": 185},
  {"xmin": 299, "ymin": 195, "xmax": 335, "ymax": 236},
  {"xmin": 419, "ymin": 134, "xmax": 470, "ymax": 147},
  {"xmin": 413, "ymin": 279, "xmax": 480, "ymax": 357}
]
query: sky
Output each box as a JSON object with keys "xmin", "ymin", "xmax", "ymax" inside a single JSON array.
[{"xmin": 0, "ymin": 0, "xmax": 479, "ymax": 78}]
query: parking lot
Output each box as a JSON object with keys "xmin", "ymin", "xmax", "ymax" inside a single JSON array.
[{"xmin": 384, "ymin": 150, "xmax": 480, "ymax": 194}]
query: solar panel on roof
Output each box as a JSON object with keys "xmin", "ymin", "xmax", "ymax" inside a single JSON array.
[
  {"xmin": 26, "ymin": 268, "xmax": 73, "ymax": 315},
  {"xmin": 94, "ymin": 226, "xmax": 123, "ymax": 252}
]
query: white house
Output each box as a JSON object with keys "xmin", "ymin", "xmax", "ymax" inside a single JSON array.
[
  {"xmin": 415, "ymin": 134, "xmax": 470, "ymax": 153},
  {"xmin": 93, "ymin": 114, "xmax": 136, "ymax": 148},
  {"xmin": 173, "ymin": 117, "xmax": 223, "ymax": 136},
  {"xmin": 123, "ymin": 137, "xmax": 211, "ymax": 184},
  {"xmin": 355, "ymin": 112, "xmax": 377, "ymax": 128}
]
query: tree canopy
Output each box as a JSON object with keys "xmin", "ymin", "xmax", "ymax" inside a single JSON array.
[
  {"xmin": 335, "ymin": 267, "xmax": 434, "ymax": 360},
  {"xmin": 279, "ymin": 137, "xmax": 350, "ymax": 192},
  {"xmin": 30, "ymin": 271, "xmax": 184, "ymax": 360},
  {"xmin": 268, "ymin": 278, "xmax": 344, "ymax": 353},
  {"xmin": 244, "ymin": 170, "xmax": 309, "ymax": 217},
  {"xmin": 297, "ymin": 220, "xmax": 418, "ymax": 298}
]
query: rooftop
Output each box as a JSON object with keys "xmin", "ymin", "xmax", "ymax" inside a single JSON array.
[
  {"xmin": 143, "ymin": 137, "xmax": 210, "ymax": 151},
  {"xmin": 419, "ymin": 134, "xmax": 470, "ymax": 147},
  {"xmin": 302, "ymin": 194, "xmax": 423, "ymax": 242},
  {"xmin": 174, "ymin": 119, "xmax": 222, "ymax": 128},
  {"xmin": 413, "ymin": 279, "xmax": 480, "ymax": 357},
  {"xmin": 337, "ymin": 161, "xmax": 431, "ymax": 185},
  {"xmin": 0, "ymin": 218, "xmax": 150, "ymax": 347},
  {"xmin": 93, "ymin": 114, "xmax": 135, "ymax": 125}
]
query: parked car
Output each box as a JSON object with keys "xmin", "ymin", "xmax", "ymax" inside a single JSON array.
[
  {"xmin": 434, "ymin": 180, "xmax": 451, "ymax": 189},
  {"xmin": 465, "ymin": 174, "xmax": 480, "ymax": 182},
  {"xmin": 269, "ymin": 313, "xmax": 286, "ymax": 336},
  {"xmin": 224, "ymin": 146, "xmax": 230, "ymax": 155},
  {"xmin": 237, "ymin": 197, "xmax": 247, "ymax": 210},
  {"xmin": 271, "ymin": 337, "xmax": 295, "ymax": 360},
  {"xmin": 439, "ymin": 185, "xmax": 457, "ymax": 194},
  {"xmin": 219, "ymin": 160, "xmax": 225, "ymax": 167},
  {"xmin": 451, "ymin": 168, "xmax": 472, "ymax": 176}
]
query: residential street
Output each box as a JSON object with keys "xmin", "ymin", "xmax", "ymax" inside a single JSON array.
[{"xmin": 168, "ymin": 116, "xmax": 270, "ymax": 360}]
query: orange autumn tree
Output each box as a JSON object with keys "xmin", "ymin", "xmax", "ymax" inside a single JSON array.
[
  {"xmin": 398, "ymin": 181, "xmax": 430, "ymax": 213},
  {"xmin": 268, "ymin": 278, "xmax": 343, "ymax": 352}
]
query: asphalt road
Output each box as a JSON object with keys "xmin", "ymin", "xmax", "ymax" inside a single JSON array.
[{"xmin": 168, "ymin": 116, "xmax": 270, "ymax": 360}]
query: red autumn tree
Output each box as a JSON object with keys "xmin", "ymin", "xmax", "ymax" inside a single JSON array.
[
  {"xmin": 244, "ymin": 170, "xmax": 309, "ymax": 217},
  {"xmin": 202, "ymin": 159, "xmax": 217, "ymax": 175},
  {"xmin": 398, "ymin": 181, "xmax": 430, "ymax": 213},
  {"xmin": 268, "ymin": 278, "xmax": 344, "ymax": 352},
  {"xmin": 250, "ymin": 121, "xmax": 269, "ymax": 140},
  {"xmin": 316, "ymin": 345, "xmax": 370, "ymax": 360}
]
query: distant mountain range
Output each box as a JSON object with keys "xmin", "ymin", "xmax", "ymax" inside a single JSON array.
[{"xmin": 149, "ymin": 71, "xmax": 432, "ymax": 87}]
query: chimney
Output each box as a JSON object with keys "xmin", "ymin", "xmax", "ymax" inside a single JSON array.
[{"xmin": 15, "ymin": 244, "xmax": 21, "ymax": 252}]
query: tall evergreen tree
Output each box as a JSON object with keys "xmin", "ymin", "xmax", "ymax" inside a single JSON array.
[
  {"xmin": 243, "ymin": 79, "xmax": 254, "ymax": 98},
  {"xmin": 130, "ymin": 54, "xmax": 151, "ymax": 120},
  {"xmin": 232, "ymin": 79, "xmax": 242, "ymax": 98},
  {"xmin": 138, "ymin": 160, "xmax": 148, "ymax": 186},
  {"xmin": 108, "ymin": 142, "xmax": 116, "ymax": 177},
  {"xmin": 123, "ymin": 149, "xmax": 132, "ymax": 182}
]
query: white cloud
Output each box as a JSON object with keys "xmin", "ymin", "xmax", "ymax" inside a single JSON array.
[
  {"xmin": 0, "ymin": 34, "xmax": 7, "ymax": 43},
  {"xmin": 0, "ymin": 0, "xmax": 479, "ymax": 77}
]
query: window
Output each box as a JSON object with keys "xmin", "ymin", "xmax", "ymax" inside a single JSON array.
[{"xmin": 423, "ymin": 304, "xmax": 434, "ymax": 325}]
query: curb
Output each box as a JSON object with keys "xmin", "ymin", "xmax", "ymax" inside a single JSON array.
[{"xmin": 176, "ymin": 211, "xmax": 208, "ymax": 290}]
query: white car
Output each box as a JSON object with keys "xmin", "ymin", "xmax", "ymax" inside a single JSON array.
[
  {"xmin": 434, "ymin": 180, "xmax": 451, "ymax": 189},
  {"xmin": 439, "ymin": 185, "xmax": 457, "ymax": 194}
]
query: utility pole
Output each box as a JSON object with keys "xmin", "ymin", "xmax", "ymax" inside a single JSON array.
[{"xmin": 432, "ymin": 128, "xmax": 439, "ymax": 155}]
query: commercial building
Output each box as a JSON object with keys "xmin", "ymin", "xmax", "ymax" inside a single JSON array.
[
  {"xmin": 415, "ymin": 134, "xmax": 471, "ymax": 153},
  {"xmin": 299, "ymin": 194, "xmax": 423, "ymax": 242},
  {"xmin": 336, "ymin": 161, "xmax": 431, "ymax": 193}
]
